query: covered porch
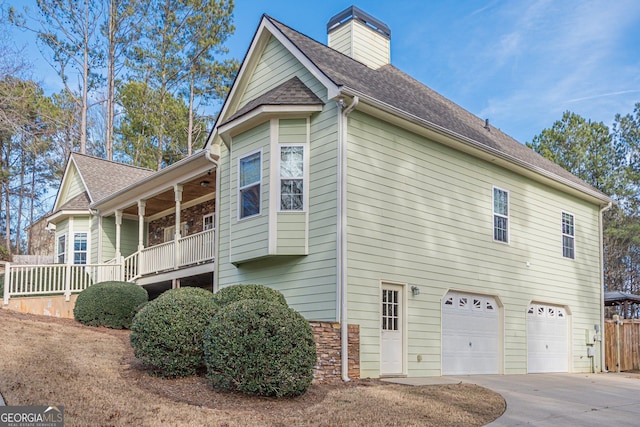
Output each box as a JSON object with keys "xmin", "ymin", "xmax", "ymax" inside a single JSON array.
[
  {"xmin": 3, "ymin": 150, "xmax": 220, "ymax": 305},
  {"xmin": 98, "ymin": 150, "xmax": 219, "ymax": 286}
]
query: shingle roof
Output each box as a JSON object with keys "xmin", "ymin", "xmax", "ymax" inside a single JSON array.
[
  {"xmin": 58, "ymin": 191, "xmax": 91, "ymax": 211},
  {"xmin": 224, "ymin": 76, "xmax": 324, "ymax": 124},
  {"xmin": 265, "ymin": 16, "xmax": 608, "ymax": 199},
  {"xmin": 71, "ymin": 153, "xmax": 154, "ymax": 203}
]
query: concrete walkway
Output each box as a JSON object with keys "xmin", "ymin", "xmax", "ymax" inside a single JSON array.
[{"xmin": 385, "ymin": 373, "xmax": 640, "ymax": 426}]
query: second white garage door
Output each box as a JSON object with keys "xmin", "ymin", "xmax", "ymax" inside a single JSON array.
[
  {"xmin": 442, "ymin": 291, "xmax": 500, "ymax": 375},
  {"xmin": 527, "ymin": 303, "xmax": 569, "ymax": 373}
]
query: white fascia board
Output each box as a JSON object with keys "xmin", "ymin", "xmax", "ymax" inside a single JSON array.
[
  {"xmin": 218, "ymin": 105, "xmax": 323, "ymax": 146},
  {"xmin": 47, "ymin": 209, "xmax": 91, "ymax": 224},
  {"xmin": 207, "ymin": 16, "xmax": 340, "ymax": 149}
]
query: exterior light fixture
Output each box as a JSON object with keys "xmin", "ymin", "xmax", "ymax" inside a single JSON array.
[
  {"xmin": 200, "ymin": 180, "xmax": 210, "ymax": 187},
  {"xmin": 411, "ymin": 286, "xmax": 420, "ymax": 296}
]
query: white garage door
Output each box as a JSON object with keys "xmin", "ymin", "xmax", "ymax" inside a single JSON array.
[
  {"xmin": 527, "ymin": 304, "xmax": 568, "ymax": 373},
  {"xmin": 442, "ymin": 292, "xmax": 500, "ymax": 375}
]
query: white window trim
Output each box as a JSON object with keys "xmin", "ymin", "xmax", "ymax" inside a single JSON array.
[
  {"xmin": 164, "ymin": 222, "xmax": 187, "ymax": 242},
  {"xmin": 492, "ymin": 186, "xmax": 510, "ymax": 244},
  {"xmin": 278, "ymin": 143, "xmax": 306, "ymax": 212},
  {"xmin": 57, "ymin": 233, "xmax": 67, "ymax": 264},
  {"xmin": 73, "ymin": 232, "xmax": 88, "ymax": 265},
  {"xmin": 237, "ymin": 149, "xmax": 262, "ymax": 221},
  {"xmin": 203, "ymin": 213, "xmax": 215, "ymax": 230},
  {"xmin": 561, "ymin": 211, "xmax": 576, "ymax": 259}
]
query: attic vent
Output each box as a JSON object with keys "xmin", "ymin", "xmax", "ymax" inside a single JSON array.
[
  {"xmin": 327, "ymin": 6, "xmax": 391, "ymax": 69},
  {"xmin": 484, "ymin": 118, "xmax": 490, "ymax": 131}
]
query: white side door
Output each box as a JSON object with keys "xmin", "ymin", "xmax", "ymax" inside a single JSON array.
[{"xmin": 381, "ymin": 284, "xmax": 404, "ymax": 375}]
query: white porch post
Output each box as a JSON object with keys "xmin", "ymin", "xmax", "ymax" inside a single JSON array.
[
  {"xmin": 115, "ymin": 210, "xmax": 123, "ymax": 259},
  {"xmin": 115, "ymin": 210, "xmax": 123, "ymax": 281},
  {"xmin": 137, "ymin": 200, "xmax": 146, "ymax": 251},
  {"xmin": 3, "ymin": 262, "xmax": 10, "ymax": 305},
  {"xmin": 174, "ymin": 184, "xmax": 183, "ymax": 270}
]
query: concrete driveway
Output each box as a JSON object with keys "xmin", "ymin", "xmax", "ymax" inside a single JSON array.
[{"xmin": 386, "ymin": 373, "xmax": 640, "ymax": 426}]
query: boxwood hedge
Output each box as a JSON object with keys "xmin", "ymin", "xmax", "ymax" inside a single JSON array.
[
  {"xmin": 73, "ymin": 281, "xmax": 148, "ymax": 329},
  {"xmin": 130, "ymin": 287, "xmax": 217, "ymax": 378},
  {"xmin": 211, "ymin": 284, "xmax": 287, "ymax": 308},
  {"xmin": 204, "ymin": 299, "xmax": 316, "ymax": 397}
]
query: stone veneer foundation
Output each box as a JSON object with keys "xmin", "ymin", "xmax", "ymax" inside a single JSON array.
[{"xmin": 310, "ymin": 321, "xmax": 360, "ymax": 382}]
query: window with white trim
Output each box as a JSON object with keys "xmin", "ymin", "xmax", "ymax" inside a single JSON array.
[
  {"xmin": 73, "ymin": 232, "xmax": 87, "ymax": 264},
  {"xmin": 203, "ymin": 213, "xmax": 215, "ymax": 231},
  {"xmin": 493, "ymin": 187, "xmax": 509, "ymax": 243},
  {"xmin": 562, "ymin": 212, "xmax": 575, "ymax": 259},
  {"xmin": 279, "ymin": 145, "xmax": 304, "ymax": 211},
  {"xmin": 163, "ymin": 222, "xmax": 187, "ymax": 242},
  {"xmin": 57, "ymin": 235, "xmax": 66, "ymax": 264},
  {"xmin": 238, "ymin": 151, "xmax": 261, "ymax": 219}
]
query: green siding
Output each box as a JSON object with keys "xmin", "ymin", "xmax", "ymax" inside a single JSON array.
[
  {"xmin": 276, "ymin": 213, "xmax": 306, "ymax": 254},
  {"xmin": 90, "ymin": 216, "xmax": 99, "ymax": 263},
  {"xmin": 58, "ymin": 163, "xmax": 86, "ymax": 207},
  {"xmin": 101, "ymin": 217, "xmax": 117, "ymax": 261},
  {"xmin": 97, "ymin": 216, "xmax": 139, "ymax": 262},
  {"xmin": 218, "ymin": 35, "xmax": 339, "ymax": 320},
  {"xmin": 239, "ymin": 36, "xmax": 327, "ymax": 109},
  {"xmin": 279, "ymin": 118, "xmax": 306, "ymax": 143},
  {"xmin": 229, "ymin": 122, "xmax": 271, "ymax": 264},
  {"xmin": 120, "ymin": 219, "xmax": 138, "ymax": 257},
  {"xmin": 345, "ymin": 111, "xmax": 603, "ymax": 378}
]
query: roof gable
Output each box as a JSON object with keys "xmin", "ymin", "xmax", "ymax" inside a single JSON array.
[{"xmin": 53, "ymin": 153, "xmax": 154, "ymax": 213}]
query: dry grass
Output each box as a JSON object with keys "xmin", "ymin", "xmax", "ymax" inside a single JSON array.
[{"xmin": 0, "ymin": 309, "xmax": 505, "ymax": 426}]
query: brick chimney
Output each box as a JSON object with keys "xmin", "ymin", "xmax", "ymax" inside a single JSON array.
[{"xmin": 327, "ymin": 6, "xmax": 391, "ymax": 69}]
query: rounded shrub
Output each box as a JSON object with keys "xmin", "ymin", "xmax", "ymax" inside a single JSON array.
[
  {"xmin": 73, "ymin": 281, "xmax": 148, "ymax": 329},
  {"xmin": 204, "ymin": 299, "xmax": 316, "ymax": 397},
  {"xmin": 130, "ymin": 287, "xmax": 217, "ymax": 378},
  {"xmin": 212, "ymin": 284, "xmax": 287, "ymax": 308}
]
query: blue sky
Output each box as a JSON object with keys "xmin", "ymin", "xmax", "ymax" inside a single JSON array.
[{"xmin": 8, "ymin": 0, "xmax": 640, "ymax": 144}]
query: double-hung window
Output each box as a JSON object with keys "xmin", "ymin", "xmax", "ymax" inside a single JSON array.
[
  {"xmin": 57, "ymin": 235, "xmax": 66, "ymax": 264},
  {"xmin": 493, "ymin": 187, "xmax": 509, "ymax": 243},
  {"xmin": 73, "ymin": 232, "xmax": 87, "ymax": 264},
  {"xmin": 279, "ymin": 145, "xmax": 304, "ymax": 211},
  {"xmin": 203, "ymin": 213, "xmax": 215, "ymax": 231},
  {"xmin": 238, "ymin": 151, "xmax": 261, "ymax": 219},
  {"xmin": 562, "ymin": 212, "xmax": 575, "ymax": 259}
]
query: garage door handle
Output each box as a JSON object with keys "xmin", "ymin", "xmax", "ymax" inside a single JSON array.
[{"xmin": 469, "ymin": 342, "xmax": 472, "ymax": 347}]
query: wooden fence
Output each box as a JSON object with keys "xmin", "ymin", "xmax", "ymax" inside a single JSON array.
[{"xmin": 605, "ymin": 319, "xmax": 640, "ymax": 372}]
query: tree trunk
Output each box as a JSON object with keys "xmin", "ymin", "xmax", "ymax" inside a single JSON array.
[
  {"xmin": 187, "ymin": 71, "xmax": 195, "ymax": 156},
  {"xmin": 105, "ymin": 0, "xmax": 116, "ymax": 161}
]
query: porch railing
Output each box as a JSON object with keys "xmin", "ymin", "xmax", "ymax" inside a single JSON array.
[
  {"xmin": 121, "ymin": 228, "xmax": 215, "ymax": 280},
  {"xmin": 2, "ymin": 228, "xmax": 215, "ymax": 304},
  {"xmin": 2, "ymin": 263, "xmax": 122, "ymax": 304}
]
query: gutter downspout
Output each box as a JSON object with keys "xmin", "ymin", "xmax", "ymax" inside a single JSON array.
[
  {"xmin": 599, "ymin": 201, "xmax": 612, "ymax": 372},
  {"xmin": 205, "ymin": 144, "xmax": 221, "ymax": 292},
  {"xmin": 337, "ymin": 95, "xmax": 359, "ymax": 382}
]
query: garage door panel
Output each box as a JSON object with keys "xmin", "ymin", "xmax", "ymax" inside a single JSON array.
[
  {"xmin": 442, "ymin": 292, "xmax": 499, "ymax": 375},
  {"xmin": 527, "ymin": 304, "xmax": 568, "ymax": 373}
]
